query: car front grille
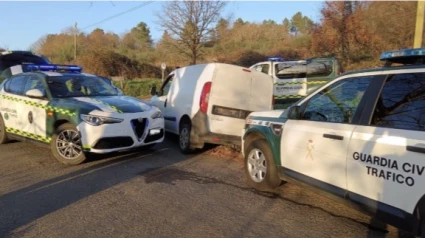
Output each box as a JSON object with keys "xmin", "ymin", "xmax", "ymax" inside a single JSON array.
[{"xmin": 131, "ymin": 118, "xmax": 147, "ymax": 139}]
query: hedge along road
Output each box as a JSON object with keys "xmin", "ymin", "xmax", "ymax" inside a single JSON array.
[{"xmin": 0, "ymin": 136, "xmax": 414, "ymax": 238}]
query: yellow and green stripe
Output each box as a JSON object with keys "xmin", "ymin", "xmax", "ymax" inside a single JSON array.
[{"xmin": 6, "ymin": 127, "xmax": 51, "ymax": 143}]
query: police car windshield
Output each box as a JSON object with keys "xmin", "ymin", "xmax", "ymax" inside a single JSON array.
[{"xmin": 47, "ymin": 75, "xmax": 119, "ymax": 98}]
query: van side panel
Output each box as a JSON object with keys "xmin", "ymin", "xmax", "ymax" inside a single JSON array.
[
  {"xmin": 207, "ymin": 64, "xmax": 256, "ymax": 137},
  {"xmin": 168, "ymin": 64, "xmax": 215, "ymax": 134}
]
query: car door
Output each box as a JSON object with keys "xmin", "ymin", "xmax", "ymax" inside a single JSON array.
[
  {"xmin": 150, "ymin": 74, "xmax": 175, "ymax": 132},
  {"xmin": 1, "ymin": 75, "xmax": 28, "ymax": 133},
  {"xmin": 280, "ymin": 75, "xmax": 374, "ymax": 195},
  {"xmin": 20, "ymin": 75, "xmax": 49, "ymax": 142},
  {"xmin": 347, "ymin": 72, "xmax": 425, "ymax": 215}
]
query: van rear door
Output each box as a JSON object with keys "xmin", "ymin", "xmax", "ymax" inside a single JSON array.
[
  {"xmin": 249, "ymin": 70, "xmax": 274, "ymax": 112},
  {"xmin": 207, "ymin": 64, "xmax": 253, "ymax": 137}
]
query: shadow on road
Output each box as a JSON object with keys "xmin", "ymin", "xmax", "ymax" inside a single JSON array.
[{"xmin": 0, "ymin": 136, "xmax": 200, "ymax": 237}]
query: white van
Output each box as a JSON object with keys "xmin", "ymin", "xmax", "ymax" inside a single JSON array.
[{"xmin": 148, "ymin": 63, "xmax": 274, "ymax": 153}]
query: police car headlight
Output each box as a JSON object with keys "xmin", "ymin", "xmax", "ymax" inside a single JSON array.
[
  {"xmin": 80, "ymin": 114, "xmax": 124, "ymax": 126},
  {"xmin": 151, "ymin": 110, "xmax": 163, "ymax": 119}
]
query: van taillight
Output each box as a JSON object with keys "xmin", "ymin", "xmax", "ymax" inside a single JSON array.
[
  {"xmin": 200, "ymin": 82, "xmax": 212, "ymax": 113},
  {"xmin": 272, "ymin": 96, "xmax": 275, "ymax": 105}
]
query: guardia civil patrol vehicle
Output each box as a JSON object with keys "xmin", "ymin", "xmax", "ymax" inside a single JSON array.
[
  {"xmin": 250, "ymin": 56, "xmax": 343, "ymax": 109},
  {"xmin": 0, "ymin": 64, "xmax": 165, "ymax": 165},
  {"xmin": 242, "ymin": 48, "xmax": 425, "ymax": 237}
]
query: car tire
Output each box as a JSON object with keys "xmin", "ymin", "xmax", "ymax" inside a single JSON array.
[
  {"xmin": 421, "ymin": 219, "xmax": 425, "ymax": 238},
  {"xmin": 0, "ymin": 114, "xmax": 8, "ymax": 144},
  {"xmin": 51, "ymin": 123, "xmax": 87, "ymax": 165},
  {"xmin": 179, "ymin": 121, "xmax": 194, "ymax": 154},
  {"xmin": 244, "ymin": 139, "xmax": 282, "ymax": 191}
]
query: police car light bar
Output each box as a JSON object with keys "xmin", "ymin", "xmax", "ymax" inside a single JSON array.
[
  {"xmin": 380, "ymin": 48, "xmax": 425, "ymax": 65},
  {"xmin": 268, "ymin": 56, "xmax": 284, "ymax": 62},
  {"xmin": 26, "ymin": 64, "xmax": 83, "ymax": 73}
]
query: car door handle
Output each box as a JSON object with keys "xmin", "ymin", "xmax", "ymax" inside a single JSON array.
[
  {"xmin": 406, "ymin": 145, "xmax": 425, "ymax": 154},
  {"xmin": 164, "ymin": 99, "xmax": 167, "ymax": 108},
  {"xmin": 323, "ymin": 134, "xmax": 344, "ymax": 140}
]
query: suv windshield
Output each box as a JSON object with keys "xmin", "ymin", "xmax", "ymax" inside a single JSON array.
[{"xmin": 47, "ymin": 75, "xmax": 119, "ymax": 98}]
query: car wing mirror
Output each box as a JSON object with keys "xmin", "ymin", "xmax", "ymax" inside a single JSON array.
[
  {"xmin": 150, "ymin": 85, "xmax": 157, "ymax": 96},
  {"xmin": 26, "ymin": 89, "xmax": 46, "ymax": 99},
  {"xmin": 287, "ymin": 105, "xmax": 301, "ymax": 119}
]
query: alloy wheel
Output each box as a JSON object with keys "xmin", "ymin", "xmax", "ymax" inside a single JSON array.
[
  {"xmin": 247, "ymin": 148, "xmax": 267, "ymax": 183},
  {"xmin": 56, "ymin": 130, "xmax": 82, "ymax": 160}
]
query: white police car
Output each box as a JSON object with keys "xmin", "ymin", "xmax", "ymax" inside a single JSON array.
[
  {"xmin": 242, "ymin": 48, "xmax": 425, "ymax": 237},
  {"xmin": 0, "ymin": 64, "xmax": 164, "ymax": 165}
]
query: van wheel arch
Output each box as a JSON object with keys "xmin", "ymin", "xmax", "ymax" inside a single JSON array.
[{"xmin": 179, "ymin": 115, "xmax": 191, "ymax": 132}]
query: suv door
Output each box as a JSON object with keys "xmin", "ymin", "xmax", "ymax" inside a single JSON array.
[
  {"xmin": 20, "ymin": 75, "xmax": 49, "ymax": 142},
  {"xmin": 281, "ymin": 75, "xmax": 373, "ymax": 194},
  {"xmin": 1, "ymin": 75, "xmax": 28, "ymax": 133},
  {"xmin": 347, "ymin": 72, "xmax": 425, "ymax": 215}
]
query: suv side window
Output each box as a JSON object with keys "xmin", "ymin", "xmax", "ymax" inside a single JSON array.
[
  {"xmin": 306, "ymin": 60, "xmax": 333, "ymax": 78},
  {"xmin": 6, "ymin": 75, "xmax": 27, "ymax": 95},
  {"xmin": 23, "ymin": 76, "xmax": 46, "ymax": 96},
  {"xmin": 372, "ymin": 73, "xmax": 425, "ymax": 131},
  {"xmin": 301, "ymin": 76, "xmax": 372, "ymax": 123}
]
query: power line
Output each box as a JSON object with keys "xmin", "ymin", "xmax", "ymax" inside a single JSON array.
[{"xmin": 80, "ymin": 1, "xmax": 154, "ymax": 31}]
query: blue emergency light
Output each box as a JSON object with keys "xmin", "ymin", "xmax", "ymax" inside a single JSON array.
[
  {"xmin": 380, "ymin": 48, "xmax": 425, "ymax": 65},
  {"xmin": 25, "ymin": 64, "xmax": 83, "ymax": 73},
  {"xmin": 268, "ymin": 56, "xmax": 284, "ymax": 62}
]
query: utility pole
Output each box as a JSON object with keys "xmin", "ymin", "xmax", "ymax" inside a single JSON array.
[
  {"xmin": 414, "ymin": 1, "xmax": 425, "ymax": 48},
  {"xmin": 74, "ymin": 22, "xmax": 77, "ymax": 61}
]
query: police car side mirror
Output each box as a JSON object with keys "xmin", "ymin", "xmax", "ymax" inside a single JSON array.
[
  {"xmin": 26, "ymin": 89, "xmax": 45, "ymax": 99},
  {"xmin": 287, "ymin": 106, "xmax": 301, "ymax": 120},
  {"xmin": 150, "ymin": 85, "xmax": 157, "ymax": 96}
]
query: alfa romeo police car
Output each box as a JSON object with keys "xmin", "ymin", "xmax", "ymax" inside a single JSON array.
[
  {"xmin": 0, "ymin": 64, "xmax": 164, "ymax": 165},
  {"xmin": 242, "ymin": 48, "xmax": 425, "ymax": 237}
]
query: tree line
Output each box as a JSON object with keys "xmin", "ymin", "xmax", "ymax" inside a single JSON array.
[{"xmin": 27, "ymin": 1, "xmax": 424, "ymax": 79}]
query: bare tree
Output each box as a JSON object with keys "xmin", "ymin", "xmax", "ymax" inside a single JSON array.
[{"xmin": 156, "ymin": 0, "xmax": 227, "ymax": 65}]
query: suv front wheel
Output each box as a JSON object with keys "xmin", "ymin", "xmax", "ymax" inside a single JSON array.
[
  {"xmin": 51, "ymin": 123, "xmax": 87, "ymax": 165},
  {"xmin": 244, "ymin": 139, "xmax": 282, "ymax": 191}
]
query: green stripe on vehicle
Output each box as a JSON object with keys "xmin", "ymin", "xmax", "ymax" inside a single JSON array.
[
  {"xmin": 6, "ymin": 127, "xmax": 51, "ymax": 143},
  {"xmin": 0, "ymin": 95, "xmax": 76, "ymax": 116}
]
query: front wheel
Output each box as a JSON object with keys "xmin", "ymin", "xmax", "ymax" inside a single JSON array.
[
  {"xmin": 244, "ymin": 139, "xmax": 282, "ymax": 191},
  {"xmin": 0, "ymin": 114, "xmax": 8, "ymax": 144},
  {"xmin": 420, "ymin": 219, "xmax": 425, "ymax": 238},
  {"xmin": 51, "ymin": 123, "xmax": 87, "ymax": 165}
]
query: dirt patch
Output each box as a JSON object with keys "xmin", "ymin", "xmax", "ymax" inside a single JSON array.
[{"xmin": 204, "ymin": 145, "xmax": 243, "ymax": 163}]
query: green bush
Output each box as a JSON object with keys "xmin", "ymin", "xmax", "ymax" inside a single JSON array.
[{"xmin": 113, "ymin": 78, "xmax": 163, "ymax": 99}]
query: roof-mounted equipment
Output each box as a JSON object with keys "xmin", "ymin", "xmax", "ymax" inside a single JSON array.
[{"xmin": 380, "ymin": 48, "xmax": 425, "ymax": 66}]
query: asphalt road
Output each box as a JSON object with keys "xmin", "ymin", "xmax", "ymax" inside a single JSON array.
[{"xmin": 0, "ymin": 136, "xmax": 416, "ymax": 238}]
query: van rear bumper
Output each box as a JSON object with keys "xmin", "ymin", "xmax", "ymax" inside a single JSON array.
[
  {"xmin": 190, "ymin": 110, "xmax": 241, "ymax": 148},
  {"xmin": 198, "ymin": 133, "xmax": 241, "ymax": 146}
]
